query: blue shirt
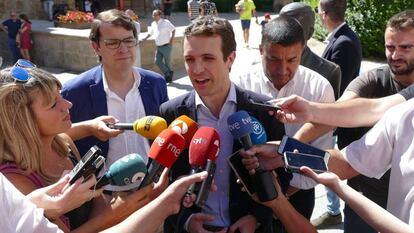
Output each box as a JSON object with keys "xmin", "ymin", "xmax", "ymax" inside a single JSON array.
[
  {"xmin": 2, "ymin": 19, "xmax": 21, "ymax": 39},
  {"xmin": 195, "ymin": 83, "xmax": 237, "ymax": 227}
]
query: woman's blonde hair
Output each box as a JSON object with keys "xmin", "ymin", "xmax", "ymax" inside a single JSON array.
[{"xmin": 0, "ymin": 67, "xmax": 69, "ymax": 183}]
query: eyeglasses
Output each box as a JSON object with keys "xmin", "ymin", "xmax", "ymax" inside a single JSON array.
[
  {"xmin": 10, "ymin": 59, "xmax": 36, "ymax": 82},
  {"xmin": 101, "ymin": 38, "xmax": 138, "ymax": 49}
]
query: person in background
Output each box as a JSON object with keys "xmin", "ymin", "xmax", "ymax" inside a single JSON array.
[
  {"xmin": 312, "ymin": 0, "xmax": 362, "ymax": 227},
  {"xmin": 279, "ymin": 2, "xmax": 341, "ymax": 100},
  {"xmin": 0, "ymin": 12, "xmax": 22, "ymax": 63},
  {"xmin": 259, "ymin": 13, "xmax": 270, "ymax": 30},
  {"xmin": 125, "ymin": 9, "xmax": 142, "ymax": 67},
  {"xmin": 231, "ymin": 16, "xmax": 334, "ymax": 231},
  {"xmin": 235, "ymin": 0, "xmax": 258, "ymax": 48},
  {"xmin": 41, "ymin": 0, "xmax": 54, "ymax": 21},
  {"xmin": 187, "ymin": 0, "xmax": 200, "ymax": 21},
  {"xmin": 142, "ymin": 9, "xmax": 176, "ymax": 83},
  {"xmin": 84, "ymin": 0, "xmax": 92, "ymax": 12},
  {"xmin": 18, "ymin": 14, "xmax": 32, "ymax": 62},
  {"xmin": 162, "ymin": 0, "xmax": 173, "ymax": 19},
  {"xmin": 199, "ymin": 0, "xmax": 218, "ymax": 17}
]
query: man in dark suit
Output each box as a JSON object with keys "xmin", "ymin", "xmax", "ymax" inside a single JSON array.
[
  {"xmin": 313, "ymin": 0, "xmax": 362, "ymax": 228},
  {"xmin": 61, "ymin": 10, "xmax": 168, "ymax": 191},
  {"xmin": 160, "ymin": 16, "xmax": 286, "ymax": 233},
  {"xmin": 280, "ymin": 2, "xmax": 342, "ymax": 100},
  {"xmin": 318, "ymin": 0, "xmax": 362, "ymax": 95}
]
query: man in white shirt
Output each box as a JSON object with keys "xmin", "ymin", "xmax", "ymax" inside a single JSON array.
[
  {"xmin": 61, "ymin": 9, "xmax": 168, "ymax": 192},
  {"xmin": 142, "ymin": 9, "xmax": 176, "ymax": 83},
  {"xmin": 231, "ymin": 16, "xmax": 334, "ymax": 227}
]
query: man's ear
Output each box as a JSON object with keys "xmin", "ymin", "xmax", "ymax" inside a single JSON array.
[
  {"xmin": 91, "ymin": 41, "xmax": 100, "ymax": 55},
  {"xmin": 259, "ymin": 44, "xmax": 264, "ymax": 55},
  {"xmin": 226, "ymin": 50, "xmax": 236, "ymax": 69}
]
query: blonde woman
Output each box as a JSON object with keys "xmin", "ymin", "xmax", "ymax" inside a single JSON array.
[{"xmin": 0, "ymin": 61, "xmax": 162, "ymax": 232}]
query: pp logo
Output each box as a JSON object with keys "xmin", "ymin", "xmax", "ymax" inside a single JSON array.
[{"xmin": 252, "ymin": 121, "xmax": 263, "ymax": 135}]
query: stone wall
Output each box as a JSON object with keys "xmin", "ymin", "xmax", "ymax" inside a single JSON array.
[{"xmin": 1, "ymin": 23, "xmax": 184, "ymax": 73}]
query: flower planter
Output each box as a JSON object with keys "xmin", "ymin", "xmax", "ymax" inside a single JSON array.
[{"xmin": 54, "ymin": 21, "xmax": 92, "ymax": 29}]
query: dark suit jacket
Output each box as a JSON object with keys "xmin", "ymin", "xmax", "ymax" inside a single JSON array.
[
  {"xmin": 159, "ymin": 85, "xmax": 287, "ymax": 233},
  {"xmin": 322, "ymin": 23, "xmax": 362, "ymax": 95},
  {"xmin": 61, "ymin": 65, "xmax": 169, "ymax": 157},
  {"xmin": 302, "ymin": 46, "xmax": 342, "ymax": 100}
]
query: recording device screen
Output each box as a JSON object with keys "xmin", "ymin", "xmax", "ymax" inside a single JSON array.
[
  {"xmin": 227, "ymin": 150, "xmax": 255, "ymax": 196},
  {"xmin": 68, "ymin": 146, "xmax": 105, "ymax": 185},
  {"xmin": 248, "ymin": 98, "xmax": 280, "ymax": 112},
  {"xmin": 284, "ymin": 151, "xmax": 328, "ymax": 174},
  {"xmin": 278, "ymin": 135, "xmax": 328, "ymax": 160}
]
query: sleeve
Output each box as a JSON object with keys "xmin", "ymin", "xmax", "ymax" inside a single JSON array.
[
  {"xmin": 251, "ymin": 1, "xmax": 256, "ymax": 9},
  {"xmin": 344, "ymin": 71, "xmax": 377, "ymax": 97},
  {"xmin": 398, "ymin": 84, "xmax": 414, "ymax": 100},
  {"xmin": 0, "ymin": 174, "xmax": 63, "ymax": 233},
  {"xmin": 342, "ymin": 108, "xmax": 395, "ymax": 178}
]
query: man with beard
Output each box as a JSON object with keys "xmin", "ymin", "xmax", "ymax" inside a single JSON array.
[{"xmin": 284, "ymin": 10, "xmax": 414, "ymax": 233}]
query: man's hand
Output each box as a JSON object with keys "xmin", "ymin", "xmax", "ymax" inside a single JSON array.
[
  {"xmin": 268, "ymin": 95, "xmax": 314, "ymax": 124},
  {"xmin": 229, "ymin": 214, "xmax": 257, "ymax": 233},
  {"xmin": 187, "ymin": 213, "xmax": 217, "ymax": 233},
  {"xmin": 240, "ymin": 143, "xmax": 283, "ymax": 175}
]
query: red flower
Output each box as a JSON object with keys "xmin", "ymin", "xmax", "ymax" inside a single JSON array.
[{"xmin": 57, "ymin": 11, "xmax": 94, "ymax": 23}]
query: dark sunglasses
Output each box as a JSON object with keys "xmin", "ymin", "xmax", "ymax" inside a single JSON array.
[{"xmin": 10, "ymin": 59, "xmax": 36, "ymax": 82}]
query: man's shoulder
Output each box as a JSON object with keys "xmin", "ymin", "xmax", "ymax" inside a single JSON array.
[
  {"xmin": 297, "ymin": 65, "xmax": 331, "ymax": 84},
  {"xmin": 161, "ymin": 92, "xmax": 192, "ymax": 108},
  {"xmin": 63, "ymin": 66, "xmax": 100, "ymax": 90}
]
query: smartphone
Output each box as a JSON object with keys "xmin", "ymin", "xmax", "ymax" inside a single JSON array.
[
  {"xmin": 227, "ymin": 150, "xmax": 255, "ymax": 196},
  {"xmin": 248, "ymin": 98, "xmax": 280, "ymax": 112},
  {"xmin": 68, "ymin": 146, "xmax": 105, "ymax": 185},
  {"xmin": 284, "ymin": 151, "xmax": 328, "ymax": 174},
  {"xmin": 278, "ymin": 135, "xmax": 330, "ymax": 162},
  {"xmin": 203, "ymin": 224, "xmax": 225, "ymax": 232}
]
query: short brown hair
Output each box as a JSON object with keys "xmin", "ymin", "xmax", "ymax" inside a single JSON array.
[
  {"xmin": 89, "ymin": 9, "xmax": 137, "ymax": 43},
  {"xmin": 319, "ymin": 0, "xmax": 347, "ymax": 23},
  {"xmin": 387, "ymin": 10, "xmax": 414, "ymax": 31},
  {"xmin": 184, "ymin": 16, "xmax": 236, "ymax": 61}
]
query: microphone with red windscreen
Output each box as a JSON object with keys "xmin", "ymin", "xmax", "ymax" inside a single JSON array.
[
  {"xmin": 138, "ymin": 128, "xmax": 185, "ymax": 189},
  {"xmin": 186, "ymin": 127, "xmax": 220, "ymax": 208},
  {"xmin": 168, "ymin": 115, "xmax": 198, "ymax": 149}
]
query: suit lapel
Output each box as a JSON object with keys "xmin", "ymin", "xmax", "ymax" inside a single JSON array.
[
  {"xmin": 89, "ymin": 65, "xmax": 108, "ymax": 117},
  {"xmin": 177, "ymin": 91, "xmax": 197, "ymax": 120},
  {"xmin": 138, "ymin": 69, "xmax": 155, "ymax": 115}
]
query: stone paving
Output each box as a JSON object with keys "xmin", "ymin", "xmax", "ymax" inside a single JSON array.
[{"xmin": 2, "ymin": 12, "xmax": 387, "ymax": 233}]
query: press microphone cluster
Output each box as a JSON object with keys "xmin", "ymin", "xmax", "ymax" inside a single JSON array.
[
  {"xmin": 186, "ymin": 127, "xmax": 220, "ymax": 208},
  {"xmin": 95, "ymin": 153, "xmax": 147, "ymax": 189},
  {"xmin": 227, "ymin": 111, "xmax": 277, "ymax": 201},
  {"xmin": 108, "ymin": 116, "xmax": 167, "ymax": 139}
]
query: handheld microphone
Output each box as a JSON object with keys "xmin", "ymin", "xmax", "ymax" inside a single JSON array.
[
  {"xmin": 168, "ymin": 115, "xmax": 198, "ymax": 149},
  {"xmin": 227, "ymin": 111, "xmax": 277, "ymax": 201},
  {"xmin": 109, "ymin": 116, "xmax": 168, "ymax": 139},
  {"xmin": 186, "ymin": 127, "xmax": 220, "ymax": 208},
  {"xmin": 138, "ymin": 128, "xmax": 185, "ymax": 189},
  {"xmin": 95, "ymin": 153, "xmax": 147, "ymax": 189}
]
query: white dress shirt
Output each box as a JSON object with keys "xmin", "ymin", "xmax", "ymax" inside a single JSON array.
[
  {"xmin": 232, "ymin": 64, "xmax": 335, "ymax": 189},
  {"xmin": 148, "ymin": 18, "xmax": 175, "ymax": 46},
  {"xmin": 102, "ymin": 69, "xmax": 150, "ymax": 191}
]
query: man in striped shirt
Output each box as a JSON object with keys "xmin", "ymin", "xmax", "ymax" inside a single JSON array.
[{"xmin": 187, "ymin": 0, "xmax": 200, "ymax": 21}]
